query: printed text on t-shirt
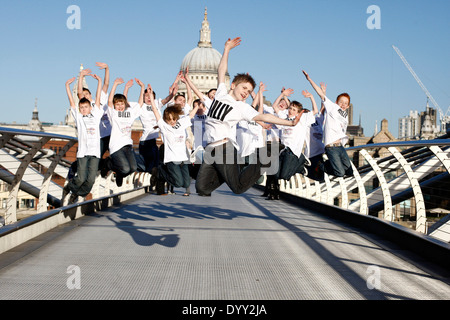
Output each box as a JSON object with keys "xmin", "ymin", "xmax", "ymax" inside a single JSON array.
[{"xmin": 207, "ymin": 100, "xmax": 233, "ymax": 121}]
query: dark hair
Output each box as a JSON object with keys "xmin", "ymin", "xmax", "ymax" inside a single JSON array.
[
  {"xmin": 78, "ymin": 97, "xmax": 91, "ymax": 106},
  {"xmin": 193, "ymin": 99, "xmax": 205, "ymax": 108},
  {"xmin": 82, "ymin": 87, "xmax": 91, "ymax": 94},
  {"xmin": 207, "ymin": 88, "xmax": 217, "ymax": 95},
  {"xmin": 290, "ymin": 100, "xmax": 303, "ymax": 111},
  {"xmin": 113, "ymin": 94, "xmax": 129, "ymax": 108},
  {"xmin": 163, "ymin": 104, "xmax": 185, "ymax": 122},
  {"xmin": 232, "ymin": 73, "xmax": 256, "ymax": 91}
]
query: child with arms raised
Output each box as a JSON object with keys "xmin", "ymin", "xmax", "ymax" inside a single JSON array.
[
  {"xmin": 147, "ymin": 84, "xmax": 199, "ymax": 193},
  {"xmin": 302, "ymin": 70, "xmax": 353, "ymax": 178},
  {"xmin": 64, "ymin": 73, "xmax": 103, "ymax": 203},
  {"xmin": 105, "ymin": 77, "xmax": 145, "ymax": 186}
]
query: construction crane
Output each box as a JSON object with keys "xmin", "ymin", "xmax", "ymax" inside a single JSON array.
[{"xmin": 392, "ymin": 45, "xmax": 450, "ymax": 132}]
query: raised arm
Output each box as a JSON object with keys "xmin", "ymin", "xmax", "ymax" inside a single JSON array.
[
  {"xmin": 108, "ymin": 78, "xmax": 124, "ymax": 108},
  {"xmin": 161, "ymin": 72, "xmax": 182, "ymax": 105},
  {"xmin": 188, "ymin": 102, "xmax": 200, "ymax": 119},
  {"xmin": 183, "ymin": 67, "xmax": 207, "ymax": 102},
  {"xmin": 123, "ymin": 79, "xmax": 134, "ymax": 99},
  {"xmin": 302, "ymin": 70, "xmax": 326, "ymax": 101},
  {"xmin": 90, "ymin": 73, "xmax": 102, "ymax": 108},
  {"xmin": 272, "ymin": 88, "xmax": 293, "ymax": 114},
  {"xmin": 181, "ymin": 70, "xmax": 193, "ymax": 106},
  {"xmin": 147, "ymin": 84, "xmax": 161, "ymax": 122},
  {"xmin": 135, "ymin": 78, "xmax": 145, "ymax": 106},
  {"xmin": 65, "ymin": 77, "xmax": 76, "ymax": 108},
  {"xmin": 302, "ymin": 90, "xmax": 318, "ymax": 115},
  {"xmin": 218, "ymin": 37, "xmax": 241, "ymax": 85},
  {"xmin": 96, "ymin": 62, "xmax": 110, "ymax": 94},
  {"xmin": 77, "ymin": 68, "xmax": 91, "ymax": 99}
]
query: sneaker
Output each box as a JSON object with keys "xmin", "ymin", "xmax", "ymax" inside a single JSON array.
[
  {"xmin": 100, "ymin": 158, "xmax": 110, "ymax": 178},
  {"xmin": 116, "ymin": 174, "xmax": 123, "ymax": 187}
]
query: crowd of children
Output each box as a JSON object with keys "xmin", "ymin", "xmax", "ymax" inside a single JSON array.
[{"xmin": 62, "ymin": 37, "xmax": 353, "ymax": 203}]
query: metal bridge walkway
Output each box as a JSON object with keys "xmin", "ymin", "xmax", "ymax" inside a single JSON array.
[{"xmin": 1, "ymin": 184, "xmax": 449, "ymax": 300}]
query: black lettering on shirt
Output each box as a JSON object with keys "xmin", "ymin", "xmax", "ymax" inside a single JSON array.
[
  {"xmin": 172, "ymin": 121, "xmax": 181, "ymax": 130},
  {"xmin": 118, "ymin": 111, "xmax": 131, "ymax": 118},
  {"xmin": 207, "ymin": 99, "xmax": 233, "ymax": 121},
  {"xmin": 337, "ymin": 109, "xmax": 348, "ymax": 118}
]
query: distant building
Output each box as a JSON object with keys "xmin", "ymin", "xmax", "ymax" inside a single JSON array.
[
  {"xmin": 398, "ymin": 104, "xmax": 439, "ymax": 140},
  {"xmin": 178, "ymin": 7, "xmax": 230, "ymax": 98}
]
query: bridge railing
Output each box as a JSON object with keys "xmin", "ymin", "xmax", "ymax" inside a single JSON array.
[
  {"xmin": 0, "ymin": 127, "xmax": 151, "ymax": 226},
  {"xmin": 260, "ymin": 137, "xmax": 450, "ymax": 242}
]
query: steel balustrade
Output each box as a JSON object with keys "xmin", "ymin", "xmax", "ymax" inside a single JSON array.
[
  {"xmin": 2, "ymin": 126, "xmax": 450, "ymax": 244},
  {"xmin": 260, "ymin": 138, "xmax": 450, "ymax": 242},
  {"xmin": 0, "ymin": 127, "xmax": 151, "ymax": 226}
]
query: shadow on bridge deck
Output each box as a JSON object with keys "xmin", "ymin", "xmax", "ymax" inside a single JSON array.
[{"xmin": 1, "ymin": 183, "xmax": 450, "ymax": 302}]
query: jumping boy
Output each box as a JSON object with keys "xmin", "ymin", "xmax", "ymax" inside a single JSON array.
[
  {"xmin": 302, "ymin": 70, "xmax": 353, "ymax": 178},
  {"xmin": 105, "ymin": 77, "xmax": 145, "ymax": 187},
  {"xmin": 64, "ymin": 73, "xmax": 103, "ymax": 203},
  {"xmin": 147, "ymin": 84, "xmax": 199, "ymax": 193},
  {"xmin": 195, "ymin": 37, "xmax": 301, "ymax": 196}
]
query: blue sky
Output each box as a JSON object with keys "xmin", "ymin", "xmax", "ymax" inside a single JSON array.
[{"xmin": 0, "ymin": 0, "xmax": 449, "ymax": 138}]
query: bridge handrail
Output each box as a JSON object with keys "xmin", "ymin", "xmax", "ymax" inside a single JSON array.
[
  {"xmin": 261, "ymin": 137, "xmax": 450, "ymax": 243},
  {"xmin": 0, "ymin": 127, "xmax": 151, "ymax": 226}
]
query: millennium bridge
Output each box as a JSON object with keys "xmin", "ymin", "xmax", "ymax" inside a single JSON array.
[{"xmin": 0, "ymin": 127, "xmax": 449, "ymax": 303}]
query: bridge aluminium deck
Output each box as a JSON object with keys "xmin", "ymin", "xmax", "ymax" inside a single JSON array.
[{"xmin": 0, "ymin": 184, "xmax": 449, "ymax": 301}]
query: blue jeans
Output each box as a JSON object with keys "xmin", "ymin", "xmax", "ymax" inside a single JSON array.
[
  {"xmin": 68, "ymin": 156, "xmax": 100, "ymax": 197},
  {"xmin": 110, "ymin": 145, "xmax": 138, "ymax": 178},
  {"xmin": 322, "ymin": 146, "xmax": 353, "ymax": 177},
  {"xmin": 158, "ymin": 162, "xmax": 190, "ymax": 188},
  {"xmin": 139, "ymin": 139, "xmax": 160, "ymax": 173},
  {"xmin": 276, "ymin": 147, "xmax": 307, "ymax": 181}
]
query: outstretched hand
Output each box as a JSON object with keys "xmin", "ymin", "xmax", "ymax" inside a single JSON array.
[
  {"xmin": 114, "ymin": 78, "xmax": 124, "ymax": 85},
  {"xmin": 135, "ymin": 78, "xmax": 144, "ymax": 87},
  {"xmin": 66, "ymin": 77, "xmax": 76, "ymax": 85},
  {"xmin": 89, "ymin": 74, "xmax": 101, "ymax": 81},
  {"xmin": 81, "ymin": 68, "xmax": 91, "ymax": 76},
  {"xmin": 96, "ymin": 62, "xmax": 108, "ymax": 70},
  {"xmin": 283, "ymin": 88, "xmax": 294, "ymax": 97},
  {"xmin": 225, "ymin": 37, "xmax": 241, "ymax": 50},
  {"xmin": 302, "ymin": 90, "xmax": 312, "ymax": 98},
  {"xmin": 125, "ymin": 79, "xmax": 134, "ymax": 88}
]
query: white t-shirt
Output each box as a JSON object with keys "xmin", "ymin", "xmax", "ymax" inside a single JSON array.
[
  {"xmin": 262, "ymin": 104, "xmax": 286, "ymax": 142},
  {"xmin": 236, "ymin": 120, "xmax": 265, "ymax": 157},
  {"xmin": 90, "ymin": 91, "xmax": 111, "ymax": 138},
  {"xmin": 204, "ymin": 83, "xmax": 259, "ymax": 150},
  {"xmin": 322, "ymin": 96, "xmax": 349, "ymax": 146},
  {"xmin": 304, "ymin": 113, "xmax": 325, "ymax": 158},
  {"xmin": 158, "ymin": 116, "xmax": 192, "ymax": 164},
  {"xmin": 107, "ymin": 102, "xmax": 142, "ymax": 154},
  {"xmin": 71, "ymin": 105, "xmax": 103, "ymax": 158},
  {"xmin": 278, "ymin": 112, "xmax": 316, "ymax": 158},
  {"xmin": 139, "ymin": 99, "xmax": 164, "ymax": 141}
]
